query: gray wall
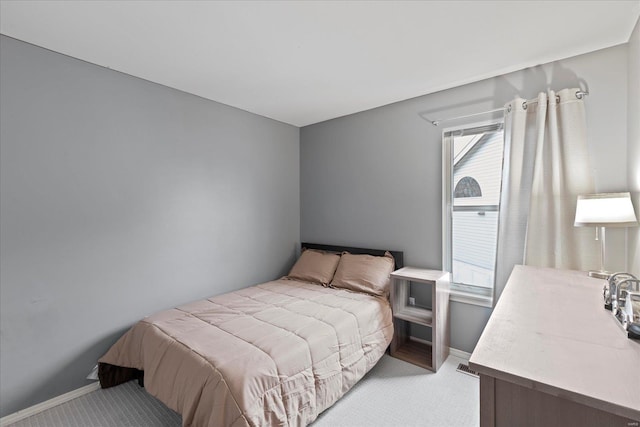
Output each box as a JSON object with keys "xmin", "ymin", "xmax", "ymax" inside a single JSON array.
[
  {"xmin": 0, "ymin": 36, "xmax": 300, "ymax": 417},
  {"xmin": 628, "ymin": 18, "xmax": 640, "ymax": 276},
  {"xmin": 301, "ymin": 44, "xmax": 630, "ymax": 353}
]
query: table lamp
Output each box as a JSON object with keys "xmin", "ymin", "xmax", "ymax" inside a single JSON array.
[{"xmin": 574, "ymin": 192, "xmax": 638, "ymax": 279}]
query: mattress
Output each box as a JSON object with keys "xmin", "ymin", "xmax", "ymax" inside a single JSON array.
[{"xmin": 98, "ymin": 278, "xmax": 393, "ymax": 426}]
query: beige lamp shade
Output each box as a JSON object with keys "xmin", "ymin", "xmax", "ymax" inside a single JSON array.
[{"xmin": 574, "ymin": 192, "xmax": 638, "ymax": 227}]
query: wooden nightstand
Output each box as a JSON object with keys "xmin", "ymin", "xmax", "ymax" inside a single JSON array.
[{"xmin": 389, "ymin": 267, "xmax": 450, "ymax": 372}]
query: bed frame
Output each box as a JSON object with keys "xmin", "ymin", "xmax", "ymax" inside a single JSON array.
[{"xmin": 301, "ymin": 242, "xmax": 404, "ymax": 270}]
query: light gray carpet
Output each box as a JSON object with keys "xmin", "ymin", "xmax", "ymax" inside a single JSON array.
[
  {"xmin": 312, "ymin": 355, "xmax": 479, "ymax": 427},
  {"xmin": 7, "ymin": 381, "xmax": 181, "ymax": 427},
  {"xmin": 7, "ymin": 355, "xmax": 478, "ymax": 427}
]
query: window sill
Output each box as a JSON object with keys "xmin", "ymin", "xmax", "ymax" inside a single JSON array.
[{"xmin": 449, "ymin": 289, "xmax": 493, "ymax": 308}]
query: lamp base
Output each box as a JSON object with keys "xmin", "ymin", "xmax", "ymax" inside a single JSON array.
[{"xmin": 588, "ymin": 270, "xmax": 611, "ymax": 280}]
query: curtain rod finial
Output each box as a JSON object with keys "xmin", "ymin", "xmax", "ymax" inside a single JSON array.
[{"xmin": 576, "ymin": 90, "xmax": 589, "ymax": 99}]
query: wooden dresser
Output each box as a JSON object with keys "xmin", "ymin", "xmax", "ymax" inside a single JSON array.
[{"xmin": 469, "ymin": 265, "xmax": 640, "ymax": 426}]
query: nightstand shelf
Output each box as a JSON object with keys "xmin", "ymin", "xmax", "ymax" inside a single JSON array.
[
  {"xmin": 393, "ymin": 306, "xmax": 433, "ymax": 326},
  {"xmin": 390, "ymin": 267, "xmax": 450, "ymax": 372},
  {"xmin": 392, "ymin": 337, "xmax": 433, "ymax": 370}
]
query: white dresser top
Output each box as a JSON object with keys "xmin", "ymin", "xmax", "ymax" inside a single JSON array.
[{"xmin": 469, "ymin": 265, "xmax": 640, "ymax": 420}]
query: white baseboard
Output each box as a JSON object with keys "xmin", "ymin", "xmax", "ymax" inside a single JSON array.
[
  {"xmin": 407, "ymin": 336, "xmax": 472, "ymax": 361},
  {"xmin": 0, "ymin": 382, "xmax": 101, "ymax": 427},
  {"xmin": 449, "ymin": 347, "xmax": 472, "ymax": 360}
]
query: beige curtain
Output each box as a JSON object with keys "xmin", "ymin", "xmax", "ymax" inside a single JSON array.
[{"xmin": 494, "ymin": 88, "xmax": 596, "ymax": 301}]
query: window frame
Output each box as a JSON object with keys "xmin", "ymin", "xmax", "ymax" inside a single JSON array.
[{"xmin": 442, "ymin": 119, "xmax": 504, "ymax": 308}]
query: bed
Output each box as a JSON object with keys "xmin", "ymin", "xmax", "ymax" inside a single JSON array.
[{"xmin": 98, "ymin": 242, "xmax": 403, "ymax": 426}]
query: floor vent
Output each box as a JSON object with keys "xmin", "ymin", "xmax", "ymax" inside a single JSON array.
[{"xmin": 456, "ymin": 363, "xmax": 479, "ymax": 377}]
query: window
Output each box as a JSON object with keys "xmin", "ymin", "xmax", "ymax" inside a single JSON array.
[{"xmin": 442, "ymin": 121, "xmax": 504, "ymax": 307}]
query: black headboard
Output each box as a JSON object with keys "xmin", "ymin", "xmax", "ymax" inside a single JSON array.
[{"xmin": 301, "ymin": 242, "xmax": 404, "ymax": 270}]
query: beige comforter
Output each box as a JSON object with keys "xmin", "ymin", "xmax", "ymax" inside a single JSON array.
[{"xmin": 99, "ymin": 278, "xmax": 393, "ymax": 426}]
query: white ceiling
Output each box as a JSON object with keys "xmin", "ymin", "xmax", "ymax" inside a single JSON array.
[{"xmin": 1, "ymin": 1, "xmax": 639, "ymax": 127}]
